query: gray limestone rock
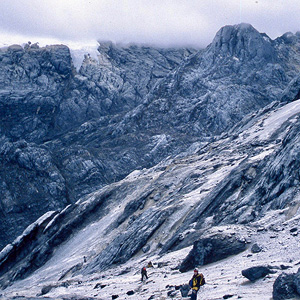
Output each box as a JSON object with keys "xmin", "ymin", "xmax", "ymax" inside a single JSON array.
[
  {"xmin": 179, "ymin": 233, "xmax": 247, "ymax": 272},
  {"xmin": 242, "ymin": 266, "xmax": 273, "ymax": 282},
  {"xmin": 294, "ymin": 268, "xmax": 300, "ymax": 295},
  {"xmin": 251, "ymin": 243, "xmax": 262, "ymax": 253},
  {"xmin": 273, "ymin": 273, "xmax": 298, "ymax": 300}
]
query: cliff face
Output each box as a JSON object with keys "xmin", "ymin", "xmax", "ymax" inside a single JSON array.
[
  {"xmin": 0, "ymin": 42, "xmax": 195, "ymax": 250},
  {"xmin": 0, "ymin": 44, "xmax": 74, "ymax": 248},
  {"xmin": 1, "ymin": 23, "xmax": 300, "ymax": 255}
]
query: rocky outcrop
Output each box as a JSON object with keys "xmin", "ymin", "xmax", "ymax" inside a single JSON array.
[
  {"xmin": 2, "ymin": 24, "xmax": 300, "ymax": 253},
  {"xmin": 0, "ymin": 44, "xmax": 73, "ymax": 142},
  {"xmin": 116, "ymin": 24, "xmax": 299, "ymax": 139},
  {"xmin": 0, "ymin": 139, "xmax": 68, "ymax": 247},
  {"xmin": 208, "ymin": 23, "xmax": 277, "ymax": 62},
  {"xmin": 3, "ymin": 96, "xmax": 300, "ymax": 284},
  {"xmin": 281, "ymin": 72, "xmax": 300, "ymax": 103},
  {"xmin": 84, "ymin": 206, "xmax": 174, "ymax": 273},
  {"xmin": 0, "ymin": 187, "xmax": 113, "ymax": 288}
]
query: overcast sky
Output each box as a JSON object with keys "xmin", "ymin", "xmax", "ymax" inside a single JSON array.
[{"xmin": 0, "ymin": 0, "xmax": 299, "ymax": 48}]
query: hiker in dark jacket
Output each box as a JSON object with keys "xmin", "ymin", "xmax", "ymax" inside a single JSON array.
[
  {"xmin": 189, "ymin": 269, "xmax": 205, "ymax": 300},
  {"xmin": 141, "ymin": 266, "xmax": 148, "ymax": 281}
]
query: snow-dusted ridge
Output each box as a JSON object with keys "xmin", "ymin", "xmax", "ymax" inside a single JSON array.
[
  {"xmin": 0, "ymin": 37, "xmax": 101, "ymax": 71},
  {"xmin": 240, "ymin": 99, "xmax": 300, "ymax": 144}
]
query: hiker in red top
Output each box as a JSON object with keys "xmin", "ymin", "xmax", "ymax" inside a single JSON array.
[
  {"xmin": 141, "ymin": 266, "xmax": 148, "ymax": 281},
  {"xmin": 189, "ymin": 269, "xmax": 205, "ymax": 300}
]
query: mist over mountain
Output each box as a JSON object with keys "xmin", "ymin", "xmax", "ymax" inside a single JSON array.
[{"xmin": 1, "ymin": 23, "xmax": 300, "ymax": 299}]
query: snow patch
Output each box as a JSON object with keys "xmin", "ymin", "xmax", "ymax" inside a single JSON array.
[
  {"xmin": 68, "ymin": 41, "xmax": 100, "ymax": 70},
  {"xmin": 242, "ymin": 99, "xmax": 300, "ymax": 143}
]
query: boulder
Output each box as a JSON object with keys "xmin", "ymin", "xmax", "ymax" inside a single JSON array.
[
  {"xmin": 179, "ymin": 284, "xmax": 190, "ymax": 297},
  {"xmin": 251, "ymin": 243, "xmax": 262, "ymax": 253},
  {"xmin": 126, "ymin": 290, "xmax": 134, "ymax": 295},
  {"xmin": 142, "ymin": 244, "xmax": 150, "ymax": 253},
  {"xmin": 281, "ymin": 73, "xmax": 300, "ymax": 103},
  {"xmin": 179, "ymin": 233, "xmax": 246, "ymax": 272},
  {"xmin": 41, "ymin": 284, "xmax": 55, "ymax": 295},
  {"xmin": 273, "ymin": 273, "xmax": 298, "ymax": 300},
  {"xmin": 242, "ymin": 266, "xmax": 273, "ymax": 282}
]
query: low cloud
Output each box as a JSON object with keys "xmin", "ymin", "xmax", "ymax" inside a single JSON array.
[{"xmin": 0, "ymin": 0, "xmax": 299, "ymax": 48}]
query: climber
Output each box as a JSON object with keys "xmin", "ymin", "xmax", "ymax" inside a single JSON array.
[
  {"xmin": 189, "ymin": 269, "xmax": 205, "ymax": 300},
  {"xmin": 141, "ymin": 266, "xmax": 148, "ymax": 281}
]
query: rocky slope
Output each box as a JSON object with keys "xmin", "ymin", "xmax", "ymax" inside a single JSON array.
[
  {"xmin": 2, "ymin": 24, "xmax": 300, "ymax": 252},
  {"xmin": 1, "ymin": 23, "xmax": 300, "ymax": 299},
  {"xmin": 1, "ymin": 93, "xmax": 300, "ymax": 300}
]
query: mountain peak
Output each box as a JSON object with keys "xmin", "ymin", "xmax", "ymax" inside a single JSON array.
[
  {"xmin": 214, "ymin": 23, "xmax": 261, "ymax": 40},
  {"xmin": 208, "ymin": 23, "xmax": 276, "ymax": 62},
  {"xmin": 234, "ymin": 22, "xmax": 255, "ymax": 31}
]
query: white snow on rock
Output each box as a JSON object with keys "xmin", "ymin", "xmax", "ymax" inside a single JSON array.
[
  {"xmin": 69, "ymin": 41, "xmax": 100, "ymax": 70},
  {"xmin": 0, "ymin": 37, "xmax": 101, "ymax": 71},
  {"xmin": 242, "ymin": 99, "xmax": 300, "ymax": 144}
]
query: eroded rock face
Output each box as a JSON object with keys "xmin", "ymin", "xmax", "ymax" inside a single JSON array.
[
  {"xmin": 0, "ymin": 42, "xmax": 194, "ymax": 250},
  {"xmin": 117, "ymin": 24, "xmax": 299, "ymax": 139},
  {"xmin": 0, "ymin": 188, "xmax": 113, "ymax": 287},
  {"xmin": 209, "ymin": 23, "xmax": 277, "ymax": 62},
  {"xmin": 1, "ymin": 24, "xmax": 300, "ymax": 268},
  {"xmin": 2, "ymin": 92, "xmax": 300, "ymax": 286}
]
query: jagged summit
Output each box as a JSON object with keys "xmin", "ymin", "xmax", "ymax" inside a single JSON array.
[
  {"xmin": 276, "ymin": 31, "xmax": 300, "ymax": 43},
  {"xmin": 207, "ymin": 23, "xmax": 276, "ymax": 62}
]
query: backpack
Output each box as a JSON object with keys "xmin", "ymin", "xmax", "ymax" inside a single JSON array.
[
  {"xmin": 199, "ymin": 273, "xmax": 205, "ymax": 286},
  {"xmin": 189, "ymin": 273, "xmax": 205, "ymax": 288}
]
